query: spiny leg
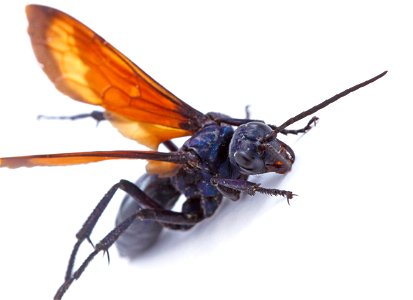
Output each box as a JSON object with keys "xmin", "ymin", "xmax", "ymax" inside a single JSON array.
[
  {"xmin": 37, "ymin": 110, "xmax": 179, "ymax": 150},
  {"xmin": 261, "ymin": 116, "xmax": 319, "ymax": 144},
  {"xmin": 278, "ymin": 116, "xmax": 319, "ymax": 135},
  {"xmin": 211, "ymin": 114, "xmax": 318, "ymax": 136},
  {"xmin": 64, "ymin": 179, "xmax": 174, "ymax": 281},
  {"xmin": 38, "ymin": 110, "xmax": 106, "ymax": 123},
  {"xmin": 55, "ymin": 204, "xmax": 204, "ymax": 300},
  {"xmin": 55, "ymin": 213, "xmax": 139, "ymax": 300},
  {"xmin": 211, "ymin": 177, "xmax": 295, "ymax": 204}
]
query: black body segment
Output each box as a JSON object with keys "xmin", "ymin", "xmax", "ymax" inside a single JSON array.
[
  {"xmin": 172, "ymin": 123, "xmax": 244, "ymax": 214},
  {"xmin": 115, "ymin": 174, "xmax": 180, "ymax": 257}
]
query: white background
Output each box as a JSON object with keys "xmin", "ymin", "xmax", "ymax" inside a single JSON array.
[{"xmin": 0, "ymin": 1, "xmax": 411, "ymax": 299}]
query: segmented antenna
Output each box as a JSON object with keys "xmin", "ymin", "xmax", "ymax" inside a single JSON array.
[{"xmin": 277, "ymin": 71, "xmax": 387, "ymax": 132}]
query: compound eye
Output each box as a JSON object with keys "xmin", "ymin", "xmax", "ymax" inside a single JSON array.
[
  {"xmin": 234, "ymin": 151, "xmax": 264, "ymax": 173},
  {"xmin": 234, "ymin": 151, "xmax": 252, "ymax": 166}
]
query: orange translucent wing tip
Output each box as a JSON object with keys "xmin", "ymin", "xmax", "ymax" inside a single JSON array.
[
  {"xmin": 0, "ymin": 155, "xmax": 111, "ymax": 169},
  {"xmin": 0, "ymin": 151, "xmax": 187, "ymax": 169},
  {"xmin": 25, "ymin": 5, "xmax": 207, "ymax": 148}
]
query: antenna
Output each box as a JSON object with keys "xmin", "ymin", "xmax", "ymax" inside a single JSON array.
[{"xmin": 277, "ymin": 71, "xmax": 388, "ymax": 132}]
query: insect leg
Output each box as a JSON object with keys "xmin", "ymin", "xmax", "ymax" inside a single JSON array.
[
  {"xmin": 115, "ymin": 174, "xmax": 181, "ymax": 258},
  {"xmin": 55, "ymin": 206, "xmax": 203, "ymax": 300},
  {"xmin": 37, "ymin": 110, "xmax": 106, "ymax": 123},
  {"xmin": 245, "ymin": 105, "xmax": 251, "ymax": 119},
  {"xmin": 277, "ymin": 116, "xmax": 319, "ymax": 135},
  {"xmin": 38, "ymin": 111, "xmax": 178, "ymax": 151},
  {"xmin": 212, "ymin": 177, "xmax": 294, "ymax": 202},
  {"xmin": 162, "ymin": 140, "xmax": 179, "ymax": 151},
  {"xmin": 64, "ymin": 179, "xmax": 177, "ymax": 281},
  {"xmin": 213, "ymin": 117, "xmax": 264, "ymax": 126}
]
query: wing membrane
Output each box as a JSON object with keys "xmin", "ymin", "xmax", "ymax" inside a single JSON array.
[
  {"xmin": 0, "ymin": 151, "xmax": 188, "ymax": 172},
  {"xmin": 26, "ymin": 5, "xmax": 207, "ymax": 149}
]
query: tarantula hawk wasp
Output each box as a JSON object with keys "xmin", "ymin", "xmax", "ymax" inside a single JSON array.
[{"xmin": 0, "ymin": 4, "xmax": 387, "ymax": 300}]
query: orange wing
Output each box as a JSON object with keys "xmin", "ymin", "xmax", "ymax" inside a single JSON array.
[
  {"xmin": 26, "ymin": 5, "xmax": 207, "ymax": 149},
  {"xmin": 0, "ymin": 150, "xmax": 190, "ymax": 169}
]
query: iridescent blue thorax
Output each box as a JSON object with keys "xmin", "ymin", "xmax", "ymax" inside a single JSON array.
[{"xmin": 172, "ymin": 123, "xmax": 244, "ymax": 216}]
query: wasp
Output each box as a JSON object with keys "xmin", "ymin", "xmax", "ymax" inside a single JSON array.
[{"xmin": 0, "ymin": 5, "xmax": 387, "ymax": 300}]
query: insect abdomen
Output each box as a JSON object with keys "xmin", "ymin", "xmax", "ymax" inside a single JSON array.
[{"xmin": 115, "ymin": 174, "xmax": 180, "ymax": 258}]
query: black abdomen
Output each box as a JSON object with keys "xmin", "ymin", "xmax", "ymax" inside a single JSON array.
[{"xmin": 115, "ymin": 174, "xmax": 180, "ymax": 258}]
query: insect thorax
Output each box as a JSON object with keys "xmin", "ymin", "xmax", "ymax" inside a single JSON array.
[{"xmin": 172, "ymin": 123, "xmax": 243, "ymax": 200}]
